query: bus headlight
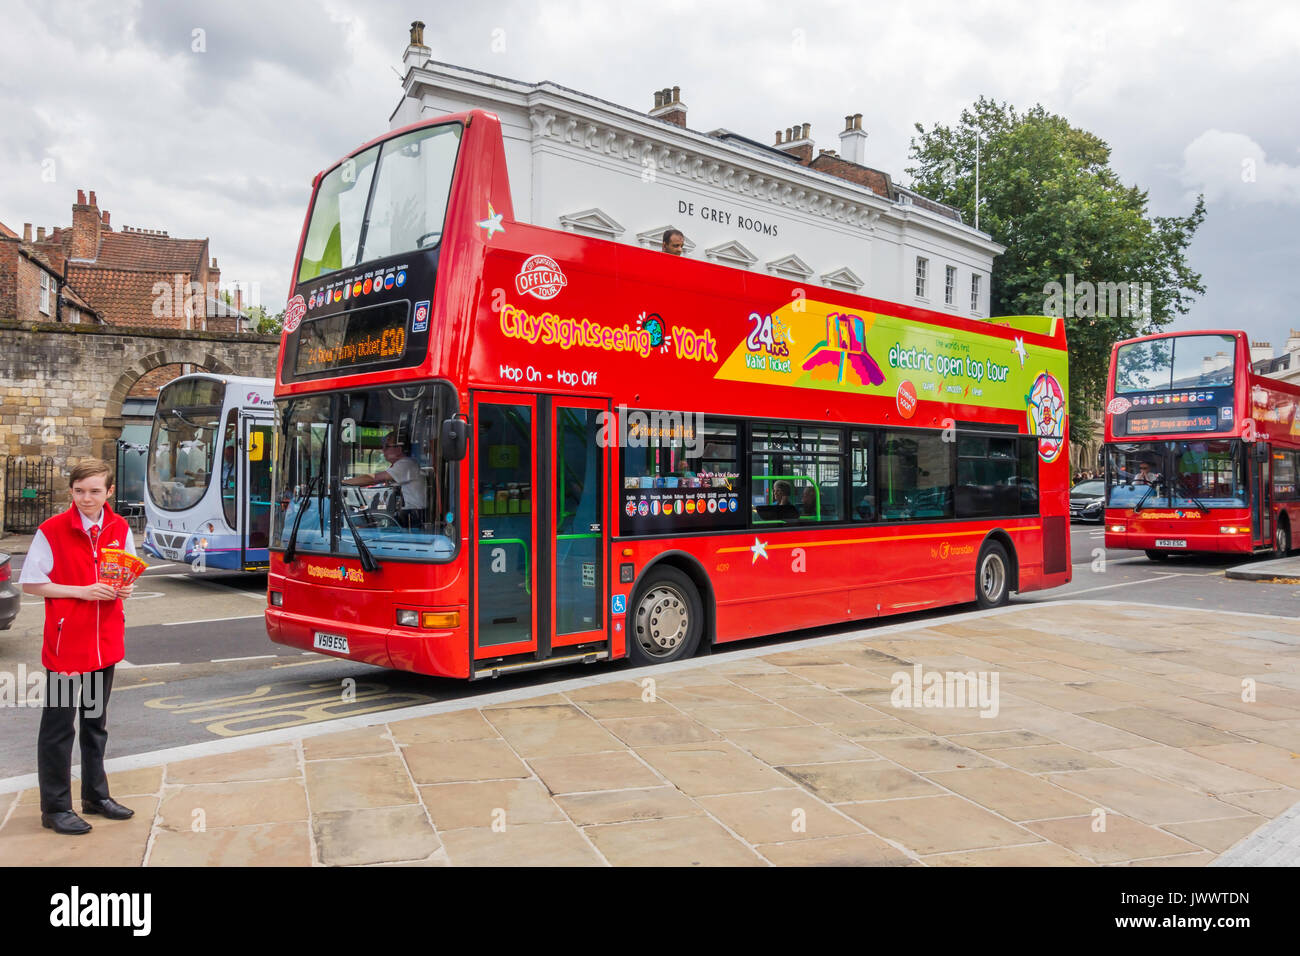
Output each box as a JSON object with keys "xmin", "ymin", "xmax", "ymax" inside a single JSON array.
[
  {"xmin": 396, "ymin": 609, "xmax": 419, "ymax": 627},
  {"xmin": 1109, "ymin": 524, "xmax": 1125, "ymax": 533},
  {"xmin": 269, "ymin": 591, "xmax": 283, "ymax": 607}
]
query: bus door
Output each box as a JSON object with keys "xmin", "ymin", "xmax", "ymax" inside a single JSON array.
[
  {"xmin": 549, "ymin": 398, "xmax": 609, "ymax": 652},
  {"xmin": 472, "ymin": 393, "xmax": 539, "ymax": 661},
  {"xmin": 240, "ymin": 414, "xmax": 274, "ymax": 570},
  {"xmin": 471, "ymin": 393, "xmax": 610, "ymax": 671},
  {"xmin": 1249, "ymin": 442, "xmax": 1270, "ymax": 548}
]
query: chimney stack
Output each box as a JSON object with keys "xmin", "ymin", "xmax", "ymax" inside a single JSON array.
[
  {"xmin": 649, "ymin": 84, "xmax": 688, "ymax": 129},
  {"xmin": 838, "ymin": 113, "xmax": 867, "ymax": 165},
  {"xmin": 404, "ymin": 20, "xmax": 430, "ymax": 71},
  {"xmin": 36, "ymin": 227, "xmax": 46, "ymax": 241},
  {"xmin": 775, "ymin": 122, "xmax": 814, "ymax": 165},
  {"xmin": 1250, "ymin": 341, "xmax": 1273, "ymax": 366},
  {"xmin": 70, "ymin": 187, "xmax": 102, "ymax": 260},
  {"xmin": 101, "ymin": 210, "xmax": 111, "ymax": 230},
  {"xmin": 23, "ymin": 223, "xmax": 32, "ymax": 243}
]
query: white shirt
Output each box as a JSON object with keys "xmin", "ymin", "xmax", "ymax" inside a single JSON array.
[
  {"xmin": 384, "ymin": 456, "xmax": 426, "ymax": 510},
  {"xmin": 18, "ymin": 509, "xmax": 138, "ymax": 585}
]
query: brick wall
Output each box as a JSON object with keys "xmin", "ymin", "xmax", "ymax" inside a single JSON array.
[
  {"xmin": 131, "ymin": 363, "xmax": 191, "ymax": 398},
  {"xmin": 0, "ymin": 321, "xmax": 279, "ymax": 481},
  {"xmin": 808, "ymin": 154, "xmax": 891, "ymax": 197},
  {"xmin": 0, "ymin": 239, "xmax": 16, "ymax": 320}
]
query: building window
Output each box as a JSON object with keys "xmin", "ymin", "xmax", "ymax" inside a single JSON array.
[
  {"xmin": 39, "ymin": 273, "xmax": 53, "ymax": 315},
  {"xmin": 971, "ymin": 274, "xmax": 981, "ymax": 312},
  {"xmin": 915, "ymin": 257, "xmax": 928, "ymax": 298},
  {"xmin": 945, "ymin": 265, "xmax": 957, "ymax": 306}
]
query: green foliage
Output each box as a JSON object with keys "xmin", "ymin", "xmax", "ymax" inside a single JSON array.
[
  {"xmin": 255, "ymin": 310, "xmax": 285, "ymax": 335},
  {"xmin": 907, "ymin": 97, "xmax": 1206, "ymax": 439}
]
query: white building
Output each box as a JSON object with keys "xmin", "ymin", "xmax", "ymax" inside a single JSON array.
[
  {"xmin": 391, "ymin": 23, "xmax": 1003, "ymax": 318},
  {"xmin": 1251, "ymin": 332, "xmax": 1300, "ymax": 386}
]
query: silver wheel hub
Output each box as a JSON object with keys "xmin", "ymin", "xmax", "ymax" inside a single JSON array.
[
  {"xmin": 981, "ymin": 554, "xmax": 1005, "ymax": 600},
  {"xmin": 635, "ymin": 585, "xmax": 689, "ymax": 656}
]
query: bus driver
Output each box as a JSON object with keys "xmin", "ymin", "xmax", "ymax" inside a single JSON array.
[{"xmin": 344, "ymin": 432, "xmax": 426, "ymax": 528}]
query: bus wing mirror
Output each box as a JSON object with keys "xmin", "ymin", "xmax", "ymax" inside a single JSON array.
[{"xmin": 441, "ymin": 417, "xmax": 468, "ymax": 461}]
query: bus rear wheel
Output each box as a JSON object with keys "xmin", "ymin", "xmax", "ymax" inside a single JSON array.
[
  {"xmin": 975, "ymin": 541, "xmax": 1010, "ymax": 609},
  {"xmin": 629, "ymin": 567, "xmax": 703, "ymax": 665}
]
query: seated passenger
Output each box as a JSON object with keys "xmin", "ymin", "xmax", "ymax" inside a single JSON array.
[{"xmin": 800, "ymin": 486, "xmax": 819, "ymax": 516}]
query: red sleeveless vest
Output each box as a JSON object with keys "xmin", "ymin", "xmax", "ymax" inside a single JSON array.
[{"xmin": 39, "ymin": 504, "xmax": 130, "ymax": 674}]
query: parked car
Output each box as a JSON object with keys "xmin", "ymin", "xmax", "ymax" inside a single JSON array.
[
  {"xmin": 0, "ymin": 553, "xmax": 19, "ymax": 630},
  {"xmin": 1069, "ymin": 479, "xmax": 1106, "ymax": 523}
]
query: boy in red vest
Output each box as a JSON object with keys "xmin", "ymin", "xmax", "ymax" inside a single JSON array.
[{"xmin": 20, "ymin": 459, "xmax": 137, "ymax": 835}]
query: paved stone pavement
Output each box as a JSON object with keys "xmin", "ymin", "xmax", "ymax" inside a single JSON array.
[{"xmin": 1, "ymin": 600, "xmax": 1297, "ymax": 866}]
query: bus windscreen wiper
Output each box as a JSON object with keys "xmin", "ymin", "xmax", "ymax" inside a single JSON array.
[
  {"xmin": 1133, "ymin": 483, "xmax": 1155, "ymax": 513},
  {"xmin": 1175, "ymin": 477, "xmax": 1208, "ymax": 513},
  {"xmin": 334, "ymin": 480, "xmax": 380, "ymax": 572},
  {"xmin": 284, "ymin": 475, "xmax": 321, "ymax": 563}
]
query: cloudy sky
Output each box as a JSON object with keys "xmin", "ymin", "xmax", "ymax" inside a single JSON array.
[{"xmin": 3, "ymin": 0, "xmax": 1298, "ymax": 350}]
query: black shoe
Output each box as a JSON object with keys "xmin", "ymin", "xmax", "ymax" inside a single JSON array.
[
  {"xmin": 42, "ymin": 811, "xmax": 92, "ymax": 835},
  {"xmin": 81, "ymin": 798, "xmax": 134, "ymax": 820}
]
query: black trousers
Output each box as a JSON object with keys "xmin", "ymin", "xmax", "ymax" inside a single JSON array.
[{"xmin": 38, "ymin": 665, "xmax": 115, "ymax": 813}]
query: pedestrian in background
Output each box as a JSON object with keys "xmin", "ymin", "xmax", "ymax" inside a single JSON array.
[
  {"xmin": 20, "ymin": 459, "xmax": 138, "ymax": 835},
  {"xmin": 661, "ymin": 228, "xmax": 684, "ymax": 255}
]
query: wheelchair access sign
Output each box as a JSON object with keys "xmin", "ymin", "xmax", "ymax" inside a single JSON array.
[{"xmin": 611, "ymin": 594, "xmax": 626, "ymax": 615}]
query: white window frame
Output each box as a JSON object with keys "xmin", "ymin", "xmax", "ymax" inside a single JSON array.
[
  {"xmin": 39, "ymin": 272, "xmax": 52, "ymax": 315},
  {"xmin": 945, "ymin": 265, "xmax": 956, "ymax": 306},
  {"xmin": 915, "ymin": 257, "xmax": 928, "ymax": 299},
  {"xmin": 970, "ymin": 274, "xmax": 981, "ymax": 312}
]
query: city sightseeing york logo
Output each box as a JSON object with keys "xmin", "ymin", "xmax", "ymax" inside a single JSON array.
[{"xmin": 515, "ymin": 254, "xmax": 568, "ymax": 300}]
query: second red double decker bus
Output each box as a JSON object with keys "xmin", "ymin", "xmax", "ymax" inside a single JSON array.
[
  {"xmin": 265, "ymin": 110, "xmax": 1073, "ymax": 679},
  {"xmin": 1103, "ymin": 329, "xmax": 1300, "ymax": 560}
]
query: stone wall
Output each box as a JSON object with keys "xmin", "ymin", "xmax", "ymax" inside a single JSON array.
[{"xmin": 0, "ymin": 321, "xmax": 280, "ymax": 502}]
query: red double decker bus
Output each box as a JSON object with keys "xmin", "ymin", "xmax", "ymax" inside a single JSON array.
[
  {"xmin": 265, "ymin": 110, "xmax": 1072, "ymax": 679},
  {"xmin": 1103, "ymin": 329, "xmax": 1300, "ymax": 560}
]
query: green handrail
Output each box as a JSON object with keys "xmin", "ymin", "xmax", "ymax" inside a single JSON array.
[{"xmin": 478, "ymin": 537, "xmax": 531, "ymax": 594}]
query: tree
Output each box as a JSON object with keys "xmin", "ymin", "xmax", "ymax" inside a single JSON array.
[{"xmin": 907, "ymin": 97, "xmax": 1206, "ymax": 447}]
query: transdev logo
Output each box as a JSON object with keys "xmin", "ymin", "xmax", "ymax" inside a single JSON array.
[
  {"xmin": 1106, "ymin": 396, "xmax": 1131, "ymax": 415},
  {"xmin": 284, "ymin": 294, "xmax": 306, "ymax": 332},
  {"xmin": 515, "ymin": 255, "xmax": 568, "ymax": 300}
]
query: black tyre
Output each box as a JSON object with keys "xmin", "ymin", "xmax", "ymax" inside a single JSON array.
[
  {"xmin": 975, "ymin": 541, "xmax": 1011, "ymax": 609},
  {"xmin": 1144, "ymin": 549, "xmax": 1170, "ymax": 561},
  {"xmin": 1275, "ymin": 521, "xmax": 1290, "ymax": 557},
  {"xmin": 628, "ymin": 566, "xmax": 703, "ymax": 665}
]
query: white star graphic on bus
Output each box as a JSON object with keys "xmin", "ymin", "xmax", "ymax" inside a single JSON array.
[
  {"xmin": 477, "ymin": 203, "xmax": 505, "ymax": 239},
  {"xmin": 1012, "ymin": 336, "xmax": 1027, "ymax": 368},
  {"xmin": 750, "ymin": 537, "xmax": 769, "ymax": 564}
]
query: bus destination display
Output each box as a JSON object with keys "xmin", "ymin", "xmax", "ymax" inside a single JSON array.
[
  {"xmin": 1127, "ymin": 410, "xmax": 1218, "ymax": 435},
  {"xmin": 293, "ymin": 302, "xmax": 408, "ymax": 376}
]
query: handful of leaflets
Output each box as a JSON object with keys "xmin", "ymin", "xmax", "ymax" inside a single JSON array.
[{"xmin": 98, "ymin": 548, "xmax": 147, "ymax": 589}]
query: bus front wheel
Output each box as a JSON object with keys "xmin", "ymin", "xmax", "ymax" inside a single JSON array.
[
  {"xmin": 975, "ymin": 541, "xmax": 1010, "ymax": 609},
  {"xmin": 629, "ymin": 567, "xmax": 703, "ymax": 665},
  {"xmin": 1144, "ymin": 550, "xmax": 1170, "ymax": 562},
  {"xmin": 1275, "ymin": 521, "xmax": 1291, "ymax": 557}
]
